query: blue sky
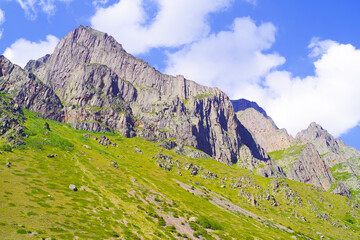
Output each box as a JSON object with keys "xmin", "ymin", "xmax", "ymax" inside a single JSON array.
[{"xmin": 0, "ymin": 0, "xmax": 359, "ymax": 149}]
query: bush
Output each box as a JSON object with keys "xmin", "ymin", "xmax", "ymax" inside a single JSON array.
[
  {"xmin": 196, "ymin": 216, "xmax": 223, "ymax": 230},
  {"xmin": 146, "ymin": 208, "xmax": 160, "ymax": 219},
  {"xmin": 189, "ymin": 221, "xmax": 199, "ymax": 231},
  {"xmin": 158, "ymin": 217, "xmax": 166, "ymax": 226},
  {"xmin": 16, "ymin": 229, "xmax": 27, "ymax": 234},
  {"xmin": 2, "ymin": 144, "xmax": 12, "ymax": 152},
  {"xmin": 44, "ymin": 122, "xmax": 50, "ymax": 131}
]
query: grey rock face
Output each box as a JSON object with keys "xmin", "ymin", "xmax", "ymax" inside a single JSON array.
[
  {"xmin": 232, "ymin": 98, "xmax": 268, "ymax": 117},
  {"xmin": 25, "ymin": 25, "xmax": 266, "ymax": 164},
  {"xmin": 238, "ymin": 145, "xmax": 285, "ymax": 178},
  {"xmin": 296, "ymin": 122, "xmax": 360, "ymax": 196},
  {"xmin": 25, "ymin": 54, "xmax": 50, "ymax": 72},
  {"xmin": 287, "ymin": 143, "xmax": 334, "ymax": 191},
  {"xmin": 158, "ymin": 140, "xmax": 177, "ymax": 150},
  {"xmin": 296, "ymin": 122, "xmax": 346, "ymax": 158},
  {"xmin": 0, "ymin": 94, "xmax": 26, "ymax": 147},
  {"xmin": 0, "ymin": 55, "xmax": 64, "ymax": 122},
  {"xmin": 332, "ymin": 182, "xmax": 352, "ymax": 199},
  {"xmin": 236, "ymin": 107, "xmax": 296, "ymax": 153}
]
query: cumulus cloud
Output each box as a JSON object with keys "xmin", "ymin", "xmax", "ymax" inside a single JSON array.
[
  {"xmin": 165, "ymin": 19, "xmax": 360, "ymax": 137},
  {"xmin": 246, "ymin": 40, "xmax": 360, "ymax": 137},
  {"xmin": 165, "ymin": 17, "xmax": 285, "ymax": 94},
  {"xmin": 91, "ymin": 0, "xmax": 233, "ymax": 54},
  {"xmin": 15, "ymin": 0, "xmax": 72, "ymax": 19},
  {"xmin": 3, "ymin": 35, "xmax": 59, "ymax": 68}
]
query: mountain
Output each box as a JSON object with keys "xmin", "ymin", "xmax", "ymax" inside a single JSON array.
[
  {"xmin": 1, "ymin": 25, "xmax": 360, "ymax": 239},
  {"xmin": 233, "ymin": 99, "xmax": 360, "ymax": 197},
  {"xmin": 10, "ymin": 25, "xmax": 271, "ymax": 166},
  {"xmin": 1, "ymin": 97, "xmax": 360, "ymax": 239},
  {"xmin": 0, "ymin": 56, "xmax": 63, "ymax": 121},
  {"xmin": 233, "ymin": 99, "xmax": 296, "ymax": 153},
  {"xmin": 296, "ymin": 122, "xmax": 360, "ymax": 198}
]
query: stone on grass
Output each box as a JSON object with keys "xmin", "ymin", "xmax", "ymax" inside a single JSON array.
[
  {"xmin": 134, "ymin": 148, "xmax": 142, "ymax": 154},
  {"xmin": 189, "ymin": 217, "xmax": 198, "ymax": 222},
  {"xmin": 69, "ymin": 184, "xmax": 77, "ymax": 191}
]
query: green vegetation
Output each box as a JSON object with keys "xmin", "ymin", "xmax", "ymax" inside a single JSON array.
[
  {"xmin": 194, "ymin": 93, "xmax": 213, "ymax": 99},
  {"xmin": 1, "ymin": 143, "xmax": 12, "ymax": 152},
  {"xmin": 196, "ymin": 216, "xmax": 223, "ymax": 230},
  {"xmin": 268, "ymin": 144, "xmax": 305, "ymax": 161},
  {"xmin": 0, "ymin": 109, "xmax": 359, "ymax": 239}
]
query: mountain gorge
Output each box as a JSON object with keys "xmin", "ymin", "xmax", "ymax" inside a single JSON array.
[{"xmin": 1, "ymin": 26, "xmax": 360, "ymax": 239}]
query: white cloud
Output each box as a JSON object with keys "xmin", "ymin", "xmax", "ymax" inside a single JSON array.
[
  {"xmin": 248, "ymin": 40, "xmax": 360, "ymax": 137},
  {"xmin": 308, "ymin": 37, "xmax": 337, "ymax": 58},
  {"xmin": 3, "ymin": 35, "xmax": 59, "ymax": 68},
  {"xmin": 165, "ymin": 17, "xmax": 285, "ymax": 97},
  {"xmin": 165, "ymin": 17, "xmax": 360, "ymax": 138},
  {"xmin": 15, "ymin": 0, "xmax": 72, "ymax": 19},
  {"xmin": 91, "ymin": 0, "xmax": 233, "ymax": 54}
]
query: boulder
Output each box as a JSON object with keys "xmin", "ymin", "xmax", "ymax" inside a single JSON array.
[
  {"xmin": 69, "ymin": 184, "xmax": 77, "ymax": 191},
  {"xmin": 189, "ymin": 217, "xmax": 198, "ymax": 222}
]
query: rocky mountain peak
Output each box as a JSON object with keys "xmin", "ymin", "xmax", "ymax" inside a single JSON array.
[
  {"xmin": 231, "ymin": 98, "xmax": 268, "ymax": 117},
  {"xmin": 309, "ymin": 121, "xmax": 322, "ymax": 129},
  {"xmin": 296, "ymin": 122, "xmax": 329, "ymax": 141},
  {"xmin": 296, "ymin": 122, "xmax": 345, "ymax": 156},
  {"xmin": 233, "ymin": 98, "xmax": 296, "ymax": 153},
  {"xmin": 0, "ymin": 26, "xmax": 270, "ymax": 165}
]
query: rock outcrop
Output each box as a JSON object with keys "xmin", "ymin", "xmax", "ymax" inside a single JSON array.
[
  {"xmin": 0, "ymin": 55, "xmax": 64, "ymax": 121},
  {"xmin": 332, "ymin": 182, "xmax": 352, "ymax": 199},
  {"xmin": 237, "ymin": 145, "xmax": 285, "ymax": 178},
  {"xmin": 296, "ymin": 122, "xmax": 360, "ymax": 197},
  {"xmin": 232, "ymin": 98, "xmax": 268, "ymax": 117},
  {"xmin": 0, "ymin": 94, "xmax": 26, "ymax": 147},
  {"xmin": 296, "ymin": 122, "xmax": 347, "ymax": 162},
  {"xmin": 287, "ymin": 143, "xmax": 334, "ymax": 191},
  {"xmin": 235, "ymin": 105, "xmax": 296, "ymax": 153}
]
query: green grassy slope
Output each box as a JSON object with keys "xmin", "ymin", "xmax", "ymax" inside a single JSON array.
[{"xmin": 0, "ymin": 111, "xmax": 359, "ymax": 239}]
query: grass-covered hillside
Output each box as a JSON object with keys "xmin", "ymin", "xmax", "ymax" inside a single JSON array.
[{"xmin": 1, "ymin": 110, "xmax": 360, "ymax": 240}]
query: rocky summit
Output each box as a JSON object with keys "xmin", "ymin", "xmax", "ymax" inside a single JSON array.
[
  {"xmin": 1, "ymin": 25, "xmax": 270, "ymax": 165},
  {"xmin": 1, "ymin": 26, "xmax": 360, "ymax": 239}
]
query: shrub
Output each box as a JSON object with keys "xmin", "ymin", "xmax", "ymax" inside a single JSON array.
[
  {"xmin": 158, "ymin": 217, "xmax": 166, "ymax": 226},
  {"xmin": 196, "ymin": 216, "xmax": 223, "ymax": 230},
  {"xmin": 44, "ymin": 122, "xmax": 50, "ymax": 131},
  {"xmin": 189, "ymin": 221, "xmax": 198, "ymax": 231},
  {"xmin": 16, "ymin": 229, "xmax": 27, "ymax": 234},
  {"xmin": 2, "ymin": 144, "xmax": 12, "ymax": 152}
]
